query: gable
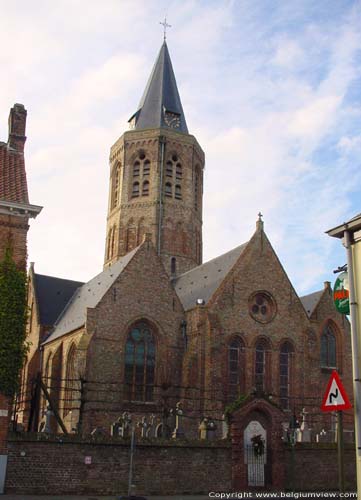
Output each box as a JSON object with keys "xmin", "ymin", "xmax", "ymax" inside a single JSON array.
[
  {"xmin": 34, "ymin": 273, "xmax": 84, "ymax": 326},
  {"xmin": 208, "ymin": 226, "xmax": 309, "ymax": 323},
  {"xmin": 43, "ymin": 245, "xmax": 140, "ymax": 343},
  {"xmin": 300, "ymin": 290, "xmax": 324, "ymax": 317},
  {"xmin": 174, "ymin": 243, "xmax": 248, "ymax": 311},
  {"xmin": 97, "ymin": 238, "xmax": 184, "ymax": 320}
]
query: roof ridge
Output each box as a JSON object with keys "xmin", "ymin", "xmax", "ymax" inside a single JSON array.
[
  {"xmin": 34, "ymin": 272, "xmax": 84, "ymax": 285},
  {"xmin": 177, "ymin": 242, "xmax": 248, "ymax": 279},
  {"xmin": 300, "ymin": 288, "xmax": 323, "ymax": 299},
  {"xmin": 44, "ymin": 244, "xmax": 142, "ymax": 343}
]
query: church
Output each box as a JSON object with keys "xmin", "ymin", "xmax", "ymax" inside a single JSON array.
[{"xmin": 4, "ymin": 40, "xmax": 353, "ymax": 487}]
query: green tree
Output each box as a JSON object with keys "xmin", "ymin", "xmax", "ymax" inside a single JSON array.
[{"xmin": 0, "ymin": 249, "xmax": 28, "ymax": 397}]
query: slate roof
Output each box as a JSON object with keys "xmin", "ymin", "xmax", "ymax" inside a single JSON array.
[
  {"xmin": 0, "ymin": 142, "xmax": 29, "ymax": 203},
  {"xmin": 300, "ymin": 290, "xmax": 324, "ymax": 317},
  {"xmin": 43, "ymin": 246, "xmax": 140, "ymax": 344},
  {"xmin": 174, "ymin": 242, "xmax": 248, "ymax": 311},
  {"xmin": 34, "ymin": 274, "xmax": 84, "ymax": 327},
  {"xmin": 129, "ymin": 42, "xmax": 188, "ymax": 133}
]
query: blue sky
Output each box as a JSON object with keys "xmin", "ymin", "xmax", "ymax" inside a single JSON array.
[{"xmin": 1, "ymin": 0, "xmax": 360, "ymax": 296}]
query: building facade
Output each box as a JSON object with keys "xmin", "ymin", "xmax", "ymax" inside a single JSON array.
[{"xmin": 14, "ymin": 42, "xmax": 354, "ymax": 489}]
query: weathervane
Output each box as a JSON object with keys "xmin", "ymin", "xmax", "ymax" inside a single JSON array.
[{"xmin": 160, "ymin": 16, "xmax": 171, "ymax": 41}]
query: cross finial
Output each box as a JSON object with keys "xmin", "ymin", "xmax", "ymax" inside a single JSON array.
[
  {"xmin": 160, "ymin": 16, "xmax": 171, "ymax": 41},
  {"xmin": 258, "ymin": 212, "xmax": 263, "ymax": 221}
]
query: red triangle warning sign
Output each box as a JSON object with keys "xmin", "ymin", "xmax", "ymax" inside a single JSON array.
[{"xmin": 321, "ymin": 370, "xmax": 352, "ymax": 412}]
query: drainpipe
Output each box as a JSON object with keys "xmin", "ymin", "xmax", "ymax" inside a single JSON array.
[
  {"xmin": 158, "ymin": 136, "xmax": 166, "ymax": 256},
  {"xmin": 344, "ymin": 230, "xmax": 361, "ymax": 497}
]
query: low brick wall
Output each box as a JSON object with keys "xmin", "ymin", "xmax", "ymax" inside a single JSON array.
[
  {"xmin": 285, "ymin": 443, "xmax": 356, "ymax": 491},
  {"xmin": 5, "ymin": 434, "xmax": 357, "ymax": 495},
  {"xmin": 5, "ymin": 433, "xmax": 231, "ymax": 495}
]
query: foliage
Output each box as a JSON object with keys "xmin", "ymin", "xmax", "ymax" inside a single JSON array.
[
  {"xmin": 251, "ymin": 434, "xmax": 265, "ymax": 456},
  {"xmin": 224, "ymin": 394, "xmax": 249, "ymax": 420},
  {"xmin": 0, "ymin": 248, "xmax": 28, "ymax": 396}
]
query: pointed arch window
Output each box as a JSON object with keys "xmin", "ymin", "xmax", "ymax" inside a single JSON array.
[
  {"xmin": 280, "ymin": 341, "xmax": 294, "ymax": 410},
  {"xmin": 321, "ymin": 322, "xmax": 337, "ymax": 368},
  {"xmin": 228, "ymin": 338, "xmax": 245, "ymax": 402},
  {"xmin": 124, "ymin": 322, "xmax": 155, "ymax": 402},
  {"xmin": 195, "ymin": 165, "xmax": 200, "ymax": 210},
  {"xmin": 142, "ymin": 180, "xmax": 150, "ymax": 196},
  {"xmin": 175, "ymin": 184, "xmax": 182, "ymax": 200},
  {"xmin": 64, "ymin": 344, "xmax": 77, "ymax": 418},
  {"xmin": 106, "ymin": 229, "xmax": 112, "ymax": 260},
  {"xmin": 111, "ymin": 164, "xmax": 121, "ymax": 209},
  {"xmin": 110, "ymin": 226, "xmax": 116, "ymax": 257},
  {"xmin": 42, "ymin": 352, "xmax": 53, "ymax": 412},
  {"xmin": 165, "ymin": 182, "xmax": 172, "ymax": 197},
  {"xmin": 255, "ymin": 339, "xmax": 269, "ymax": 393}
]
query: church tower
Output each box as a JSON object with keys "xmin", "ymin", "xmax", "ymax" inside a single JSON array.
[{"xmin": 104, "ymin": 42, "xmax": 204, "ymax": 276}]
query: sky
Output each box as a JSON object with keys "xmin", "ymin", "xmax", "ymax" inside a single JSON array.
[{"xmin": 1, "ymin": 0, "xmax": 361, "ymax": 296}]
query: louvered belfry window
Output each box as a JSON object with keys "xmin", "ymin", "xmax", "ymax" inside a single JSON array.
[{"xmin": 124, "ymin": 322, "xmax": 155, "ymax": 402}]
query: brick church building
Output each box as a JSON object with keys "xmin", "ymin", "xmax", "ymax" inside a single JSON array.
[{"xmin": 8, "ymin": 41, "xmax": 353, "ymax": 488}]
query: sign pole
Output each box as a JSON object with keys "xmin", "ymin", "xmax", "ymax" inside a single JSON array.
[
  {"xmin": 321, "ymin": 371, "xmax": 351, "ymax": 493},
  {"xmin": 127, "ymin": 425, "xmax": 135, "ymax": 497},
  {"xmin": 337, "ymin": 410, "xmax": 345, "ymax": 493}
]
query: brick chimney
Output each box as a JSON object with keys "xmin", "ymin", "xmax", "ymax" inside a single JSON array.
[{"xmin": 8, "ymin": 103, "xmax": 27, "ymax": 152}]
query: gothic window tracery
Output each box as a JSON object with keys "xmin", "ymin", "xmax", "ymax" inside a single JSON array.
[
  {"xmin": 164, "ymin": 154, "xmax": 182, "ymax": 200},
  {"xmin": 321, "ymin": 322, "xmax": 337, "ymax": 368},
  {"xmin": 279, "ymin": 341, "xmax": 294, "ymax": 410},
  {"xmin": 228, "ymin": 337, "xmax": 245, "ymax": 402},
  {"xmin": 124, "ymin": 322, "xmax": 155, "ymax": 402},
  {"xmin": 132, "ymin": 152, "xmax": 151, "ymax": 198}
]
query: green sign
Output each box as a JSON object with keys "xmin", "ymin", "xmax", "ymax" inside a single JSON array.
[{"xmin": 333, "ymin": 271, "xmax": 350, "ymax": 315}]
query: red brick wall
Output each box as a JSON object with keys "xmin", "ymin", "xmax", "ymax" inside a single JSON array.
[
  {"xmin": 0, "ymin": 395, "xmax": 10, "ymax": 454},
  {"xmin": 285, "ymin": 443, "xmax": 356, "ymax": 491},
  {"xmin": 5, "ymin": 434, "xmax": 356, "ymax": 495},
  {"xmin": 0, "ymin": 214, "xmax": 28, "ymax": 269},
  {"xmin": 5, "ymin": 434, "xmax": 231, "ymax": 495}
]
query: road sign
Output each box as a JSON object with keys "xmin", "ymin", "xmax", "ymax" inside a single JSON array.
[{"xmin": 321, "ymin": 370, "xmax": 352, "ymax": 412}]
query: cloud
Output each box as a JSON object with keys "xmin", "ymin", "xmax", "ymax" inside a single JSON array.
[
  {"xmin": 2, "ymin": 0, "xmax": 361, "ymax": 296},
  {"xmin": 271, "ymin": 38, "xmax": 305, "ymax": 68},
  {"xmin": 288, "ymin": 96, "xmax": 342, "ymax": 139}
]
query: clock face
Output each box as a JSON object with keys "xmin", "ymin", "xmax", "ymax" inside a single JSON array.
[{"xmin": 164, "ymin": 111, "xmax": 181, "ymax": 129}]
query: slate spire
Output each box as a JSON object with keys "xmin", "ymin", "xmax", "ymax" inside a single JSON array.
[{"xmin": 129, "ymin": 42, "xmax": 188, "ymax": 133}]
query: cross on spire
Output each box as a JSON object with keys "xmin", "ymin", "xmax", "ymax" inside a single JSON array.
[
  {"xmin": 160, "ymin": 16, "xmax": 171, "ymax": 41},
  {"xmin": 258, "ymin": 212, "xmax": 263, "ymax": 221}
]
